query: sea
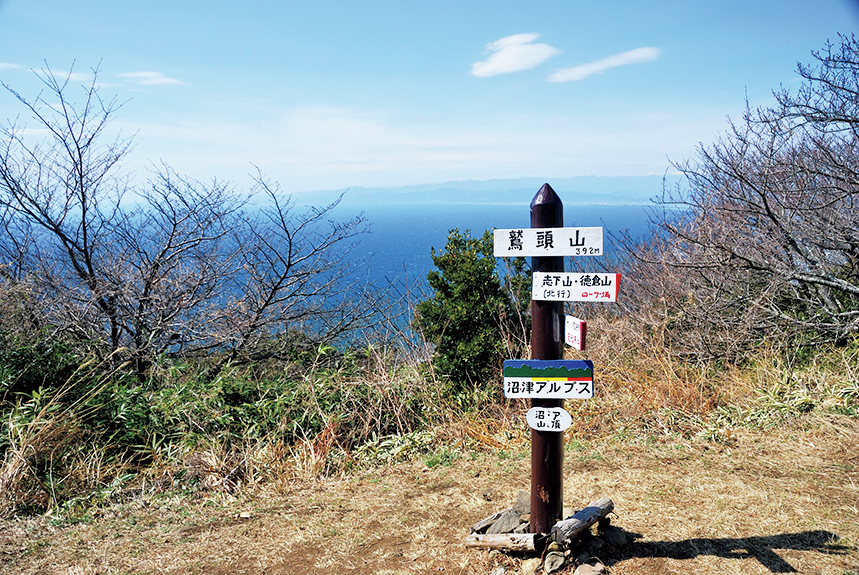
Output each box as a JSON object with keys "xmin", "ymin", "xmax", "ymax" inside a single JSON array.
[{"xmin": 345, "ymin": 203, "xmax": 654, "ymax": 287}]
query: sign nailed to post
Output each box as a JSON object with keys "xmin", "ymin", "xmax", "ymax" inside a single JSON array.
[
  {"xmin": 533, "ymin": 272, "xmax": 621, "ymax": 302},
  {"xmin": 503, "ymin": 359, "xmax": 594, "ymax": 399},
  {"xmin": 565, "ymin": 316, "xmax": 586, "ymax": 350},
  {"xmin": 527, "ymin": 407, "xmax": 573, "ymax": 432},
  {"xmin": 493, "ymin": 227, "xmax": 603, "ymax": 257}
]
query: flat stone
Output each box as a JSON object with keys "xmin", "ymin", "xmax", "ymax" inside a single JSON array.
[
  {"xmin": 513, "ymin": 490, "xmax": 530, "ymax": 514},
  {"xmin": 487, "ymin": 509, "xmax": 523, "ymax": 534},
  {"xmin": 513, "ymin": 521, "xmax": 530, "ymax": 534},
  {"xmin": 471, "ymin": 509, "xmax": 510, "ymax": 534},
  {"xmin": 544, "ymin": 551, "xmax": 566, "ymax": 573},
  {"xmin": 520, "ymin": 557, "xmax": 542, "ymax": 575},
  {"xmin": 574, "ymin": 561, "xmax": 606, "ymax": 575}
]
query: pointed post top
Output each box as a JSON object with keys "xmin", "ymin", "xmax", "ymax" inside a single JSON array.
[
  {"xmin": 530, "ymin": 183, "xmax": 562, "ymax": 209},
  {"xmin": 530, "ymin": 183, "xmax": 563, "ymax": 229}
]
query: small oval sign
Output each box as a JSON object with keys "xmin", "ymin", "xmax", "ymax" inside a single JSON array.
[{"xmin": 526, "ymin": 407, "xmax": 572, "ymax": 432}]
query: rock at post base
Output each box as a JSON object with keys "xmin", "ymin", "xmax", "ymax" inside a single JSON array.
[
  {"xmin": 544, "ymin": 551, "xmax": 566, "ymax": 573},
  {"xmin": 487, "ymin": 509, "xmax": 523, "ymax": 534},
  {"xmin": 513, "ymin": 522, "xmax": 530, "ymax": 534},
  {"xmin": 520, "ymin": 557, "xmax": 542, "ymax": 575},
  {"xmin": 513, "ymin": 490, "xmax": 530, "ymax": 514},
  {"xmin": 574, "ymin": 561, "xmax": 606, "ymax": 575}
]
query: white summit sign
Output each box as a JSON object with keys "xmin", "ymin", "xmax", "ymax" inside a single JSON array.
[{"xmin": 493, "ymin": 227, "xmax": 603, "ymax": 257}]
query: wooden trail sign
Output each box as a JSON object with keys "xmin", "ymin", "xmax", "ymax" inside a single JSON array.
[
  {"xmin": 532, "ymin": 272, "xmax": 621, "ymax": 302},
  {"xmin": 493, "ymin": 227, "xmax": 603, "ymax": 257},
  {"xmin": 489, "ymin": 184, "xmax": 618, "ymax": 538},
  {"xmin": 503, "ymin": 359, "xmax": 594, "ymax": 399}
]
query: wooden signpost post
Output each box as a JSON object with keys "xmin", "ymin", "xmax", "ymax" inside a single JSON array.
[{"xmin": 493, "ymin": 183, "xmax": 620, "ymax": 536}]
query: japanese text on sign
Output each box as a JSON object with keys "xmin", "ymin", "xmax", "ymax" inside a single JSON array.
[
  {"xmin": 493, "ymin": 227, "xmax": 603, "ymax": 257},
  {"xmin": 505, "ymin": 378, "xmax": 593, "ymax": 399},
  {"xmin": 502, "ymin": 360, "xmax": 595, "ymax": 399},
  {"xmin": 526, "ymin": 407, "xmax": 573, "ymax": 432},
  {"xmin": 532, "ymin": 272, "xmax": 621, "ymax": 302}
]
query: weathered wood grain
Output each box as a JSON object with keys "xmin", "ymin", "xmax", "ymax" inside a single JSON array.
[{"xmin": 549, "ymin": 497, "xmax": 613, "ymax": 547}]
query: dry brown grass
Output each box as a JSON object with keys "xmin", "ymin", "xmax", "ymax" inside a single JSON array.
[
  {"xmin": 1, "ymin": 411, "xmax": 856, "ymax": 575},
  {"xmin": 1, "ymin": 308, "xmax": 856, "ymax": 573}
]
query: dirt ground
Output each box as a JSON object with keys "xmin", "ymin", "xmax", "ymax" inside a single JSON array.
[{"xmin": 2, "ymin": 415, "xmax": 857, "ymax": 575}]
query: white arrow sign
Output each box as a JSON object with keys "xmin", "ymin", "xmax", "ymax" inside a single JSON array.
[
  {"xmin": 526, "ymin": 407, "xmax": 573, "ymax": 432},
  {"xmin": 532, "ymin": 272, "xmax": 621, "ymax": 302},
  {"xmin": 493, "ymin": 227, "xmax": 603, "ymax": 257}
]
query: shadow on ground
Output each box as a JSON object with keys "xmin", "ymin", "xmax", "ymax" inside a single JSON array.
[{"xmin": 614, "ymin": 530, "xmax": 850, "ymax": 573}]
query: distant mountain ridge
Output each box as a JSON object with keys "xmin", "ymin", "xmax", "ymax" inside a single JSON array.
[{"xmin": 294, "ymin": 175, "xmax": 682, "ymax": 206}]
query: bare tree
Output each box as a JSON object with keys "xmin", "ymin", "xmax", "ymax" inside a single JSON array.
[
  {"xmin": 618, "ymin": 36, "xmax": 859, "ymax": 360},
  {"xmin": 0, "ymin": 65, "xmax": 377, "ymax": 380}
]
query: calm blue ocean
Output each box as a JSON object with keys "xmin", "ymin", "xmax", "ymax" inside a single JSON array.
[{"xmin": 344, "ymin": 203, "xmax": 653, "ymax": 286}]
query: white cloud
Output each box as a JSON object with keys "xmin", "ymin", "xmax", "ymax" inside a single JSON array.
[
  {"xmin": 118, "ymin": 71, "xmax": 186, "ymax": 85},
  {"xmin": 471, "ymin": 33, "xmax": 560, "ymax": 78},
  {"xmin": 0, "ymin": 63, "xmax": 22, "ymax": 70},
  {"xmin": 547, "ymin": 47, "xmax": 661, "ymax": 82}
]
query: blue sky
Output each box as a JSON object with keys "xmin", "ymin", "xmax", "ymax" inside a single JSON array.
[{"xmin": 1, "ymin": 0, "xmax": 858, "ymax": 195}]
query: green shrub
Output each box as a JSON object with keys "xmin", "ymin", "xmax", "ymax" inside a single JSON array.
[{"xmin": 414, "ymin": 229, "xmax": 529, "ymax": 397}]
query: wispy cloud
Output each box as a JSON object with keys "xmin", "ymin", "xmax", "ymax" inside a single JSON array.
[
  {"xmin": 0, "ymin": 63, "xmax": 22, "ymax": 70},
  {"xmin": 471, "ymin": 33, "xmax": 560, "ymax": 78},
  {"xmin": 548, "ymin": 47, "xmax": 661, "ymax": 82},
  {"xmin": 118, "ymin": 71, "xmax": 186, "ymax": 85}
]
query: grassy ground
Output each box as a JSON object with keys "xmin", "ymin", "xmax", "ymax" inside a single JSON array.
[{"xmin": 1, "ymin": 413, "xmax": 856, "ymax": 575}]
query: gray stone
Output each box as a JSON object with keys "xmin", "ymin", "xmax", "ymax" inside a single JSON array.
[
  {"xmin": 600, "ymin": 525, "xmax": 628, "ymax": 550},
  {"xmin": 544, "ymin": 552, "xmax": 566, "ymax": 573},
  {"xmin": 487, "ymin": 509, "xmax": 523, "ymax": 534},
  {"xmin": 513, "ymin": 521, "xmax": 530, "ymax": 534},
  {"xmin": 513, "ymin": 490, "xmax": 530, "ymax": 514},
  {"xmin": 520, "ymin": 557, "xmax": 542, "ymax": 575},
  {"xmin": 574, "ymin": 561, "xmax": 606, "ymax": 575},
  {"xmin": 471, "ymin": 509, "xmax": 508, "ymax": 534}
]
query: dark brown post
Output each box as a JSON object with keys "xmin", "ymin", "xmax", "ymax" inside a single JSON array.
[{"xmin": 529, "ymin": 183, "xmax": 565, "ymax": 534}]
